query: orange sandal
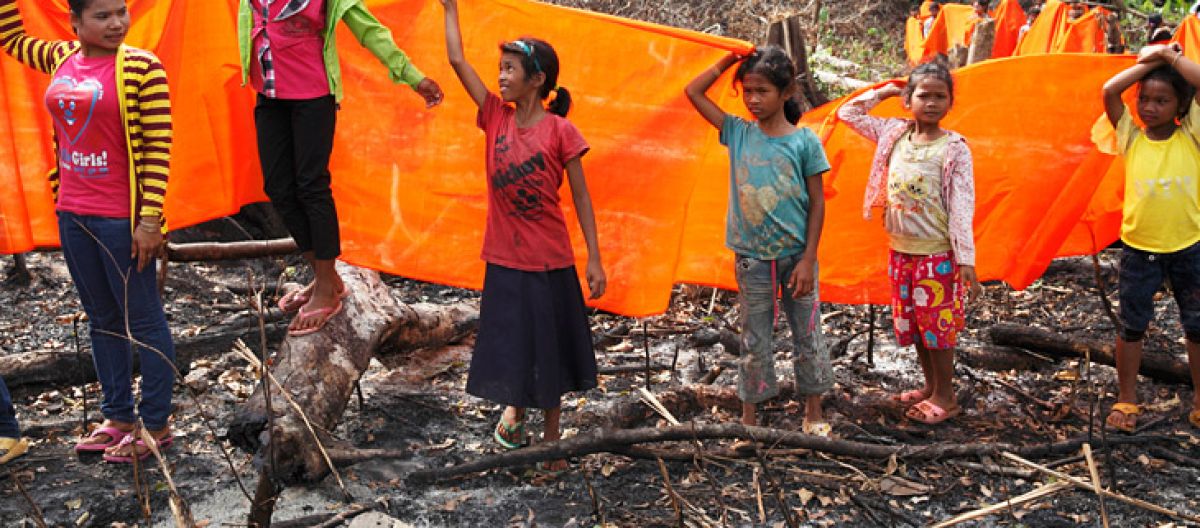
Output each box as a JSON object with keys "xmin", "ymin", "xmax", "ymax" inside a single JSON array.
[
  {"xmin": 1106, "ymin": 402, "xmax": 1140, "ymax": 433},
  {"xmin": 1188, "ymin": 409, "xmax": 1200, "ymax": 429}
]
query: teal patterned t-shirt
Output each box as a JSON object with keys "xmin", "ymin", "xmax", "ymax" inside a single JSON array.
[{"xmin": 720, "ymin": 115, "xmax": 831, "ymax": 260}]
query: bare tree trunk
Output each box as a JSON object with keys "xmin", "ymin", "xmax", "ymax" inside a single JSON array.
[
  {"xmin": 766, "ymin": 15, "xmax": 828, "ymax": 111},
  {"xmin": 967, "ymin": 19, "xmax": 995, "ymax": 64}
]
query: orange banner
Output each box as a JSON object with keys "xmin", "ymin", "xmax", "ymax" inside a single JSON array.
[{"xmin": 0, "ymin": 1, "xmax": 1136, "ymax": 314}]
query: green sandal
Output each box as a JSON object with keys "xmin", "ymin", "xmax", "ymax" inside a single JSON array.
[{"xmin": 493, "ymin": 418, "xmax": 526, "ymax": 449}]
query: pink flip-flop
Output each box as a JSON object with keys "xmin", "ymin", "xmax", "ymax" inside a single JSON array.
[
  {"xmin": 102, "ymin": 433, "xmax": 175, "ymax": 464},
  {"xmin": 276, "ymin": 288, "xmax": 312, "ymax": 313},
  {"xmin": 277, "ymin": 284, "xmax": 349, "ymax": 314},
  {"xmin": 287, "ymin": 300, "xmax": 343, "ymax": 337},
  {"xmin": 74, "ymin": 426, "xmax": 131, "ymax": 453}
]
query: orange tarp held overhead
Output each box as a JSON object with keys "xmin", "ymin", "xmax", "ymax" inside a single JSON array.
[
  {"xmin": 905, "ymin": 1, "xmax": 1025, "ymax": 64},
  {"xmin": 1174, "ymin": 15, "xmax": 1200, "ymax": 61},
  {"xmin": 991, "ymin": 0, "xmax": 1027, "ymax": 58},
  {"xmin": 906, "ymin": 3, "xmax": 975, "ymax": 64},
  {"xmin": 0, "ymin": 1, "xmax": 1138, "ymax": 314},
  {"xmin": 794, "ymin": 54, "xmax": 1132, "ymax": 304},
  {"xmin": 0, "ymin": 0, "xmax": 753, "ymax": 316},
  {"xmin": 1015, "ymin": 0, "xmax": 1109, "ymax": 56}
]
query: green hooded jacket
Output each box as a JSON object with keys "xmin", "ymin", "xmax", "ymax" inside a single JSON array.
[{"xmin": 238, "ymin": 0, "xmax": 426, "ymax": 102}]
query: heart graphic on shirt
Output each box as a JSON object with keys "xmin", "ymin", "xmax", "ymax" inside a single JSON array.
[{"xmin": 47, "ymin": 76, "xmax": 103, "ymax": 145}]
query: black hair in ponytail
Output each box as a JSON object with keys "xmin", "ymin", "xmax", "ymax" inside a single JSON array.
[
  {"xmin": 499, "ymin": 37, "xmax": 572, "ymax": 117},
  {"xmin": 733, "ymin": 45, "xmax": 803, "ymax": 125}
]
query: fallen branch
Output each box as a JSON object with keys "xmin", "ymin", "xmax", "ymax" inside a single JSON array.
[
  {"xmin": 930, "ymin": 481, "xmax": 1070, "ymax": 528},
  {"xmin": 165, "ymin": 238, "xmax": 298, "ymax": 262},
  {"xmin": 989, "ymin": 323, "xmax": 1192, "ymax": 385},
  {"xmin": 407, "ymin": 423, "xmax": 1172, "ymax": 482},
  {"xmin": 1002, "ymin": 452, "xmax": 1200, "ymax": 524}
]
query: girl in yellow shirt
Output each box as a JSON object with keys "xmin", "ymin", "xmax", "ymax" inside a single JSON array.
[{"xmin": 1102, "ymin": 43, "xmax": 1200, "ymax": 432}]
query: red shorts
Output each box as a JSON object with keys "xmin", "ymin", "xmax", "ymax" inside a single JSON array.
[{"xmin": 888, "ymin": 250, "xmax": 965, "ymax": 350}]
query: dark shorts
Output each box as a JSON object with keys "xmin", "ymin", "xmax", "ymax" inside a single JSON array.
[
  {"xmin": 1118, "ymin": 241, "xmax": 1200, "ymax": 342},
  {"xmin": 466, "ymin": 264, "xmax": 597, "ymax": 409}
]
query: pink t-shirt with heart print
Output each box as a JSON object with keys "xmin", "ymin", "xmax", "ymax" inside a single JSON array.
[{"xmin": 45, "ymin": 53, "xmax": 130, "ymax": 219}]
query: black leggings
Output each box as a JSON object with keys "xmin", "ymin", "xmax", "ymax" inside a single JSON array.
[{"xmin": 254, "ymin": 94, "xmax": 340, "ymax": 260}]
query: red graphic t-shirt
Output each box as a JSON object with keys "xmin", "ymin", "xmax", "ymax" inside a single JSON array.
[
  {"xmin": 477, "ymin": 93, "xmax": 590, "ymax": 271},
  {"xmin": 45, "ymin": 53, "xmax": 130, "ymax": 218}
]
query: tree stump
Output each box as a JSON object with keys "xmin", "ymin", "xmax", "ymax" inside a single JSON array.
[{"xmin": 967, "ymin": 19, "xmax": 995, "ymax": 65}]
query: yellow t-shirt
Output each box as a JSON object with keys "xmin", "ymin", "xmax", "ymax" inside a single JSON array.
[{"xmin": 1116, "ymin": 100, "xmax": 1200, "ymax": 253}]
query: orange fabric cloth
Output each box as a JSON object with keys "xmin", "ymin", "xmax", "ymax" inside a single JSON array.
[
  {"xmin": 0, "ymin": 0, "xmax": 751, "ymax": 316},
  {"xmin": 991, "ymin": 0, "xmax": 1028, "ymax": 58},
  {"xmin": 806, "ymin": 54, "xmax": 1132, "ymax": 303},
  {"xmin": 1175, "ymin": 15, "xmax": 1200, "ymax": 61},
  {"xmin": 920, "ymin": 4, "xmax": 976, "ymax": 63},
  {"xmin": 0, "ymin": 1, "xmax": 1138, "ymax": 314},
  {"xmin": 1015, "ymin": 0, "xmax": 1108, "ymax": 56},
  {"xmin": 920, "ymin": 1, "xmax": 935, "ymax": 19},
  {"xmin": 907, "ymin": 2, "xmax": 1026, "ymax": 64}
]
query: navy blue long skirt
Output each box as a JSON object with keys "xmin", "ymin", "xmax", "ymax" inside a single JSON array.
[{"xmin": 466, "ymin": 264, "xmax": 597, "ymax": 409}]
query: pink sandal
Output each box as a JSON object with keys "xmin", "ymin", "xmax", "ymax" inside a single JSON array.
[
  {"xmin": 102, "ymin": 433, "xmax": 174, "ymax": 464},
  {"xmin": 891, "ymin": 389, "xmax": 927, "ymax": 405},
  {"xmin": 278, "ymin": 284, "xmax": 349, "ymax": 314},
  {"xmin": 287, "ymin": 300, "xmax": 343, "ymax": 337},
  {"xmin": 905, "ymin": 400, "xmax": 962, "ymax": 425},
  {"xmin": 74, "ymin": 426, "xmax": 131, "ymax": 453}
]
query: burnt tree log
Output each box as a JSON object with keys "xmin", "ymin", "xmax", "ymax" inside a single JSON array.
[
  {"xmin": 989, "ymin": 323, "xmax": 1192, "ymax": 385},
  {"xmin": 227, "ymin": 262, "xmax": 478, "ymax": 483},
  {"xmin": 0, "ymin": 310, "xmax": 288, "ymax": 392}
]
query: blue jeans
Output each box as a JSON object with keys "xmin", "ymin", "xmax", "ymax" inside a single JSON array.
[
  {"xmin": 0, "ymin": 376, "xmax": 18, "ymax": 438},
  {"xmin": 734, "ymin": 253, "xmax": 832, "ymax": 404},
  {"xmin": 58, "ymin": 212, "xmax": 176, "ymax": 430}
]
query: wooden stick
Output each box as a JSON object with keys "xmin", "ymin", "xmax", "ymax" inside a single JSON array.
[
  {"xmin": 930, "ymin": 481, "xmax": 1070, "ymax": 528},
  {"xmin": 1002, "ymin": 452, "xmax": 1200, "ymax": 524},
  {"xmin": 1082, "ymin": 444, "xmax": 1110, "ymax": 528},
  {"xmin": 656, "ymin": 457, "xmax": 684, "ymax": 525},
  {"xmin": 753, "ymin": 467, "xmax": 766, "ymax": 525}
]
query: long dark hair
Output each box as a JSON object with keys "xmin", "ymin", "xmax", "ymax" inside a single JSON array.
[
  {"xmin": 733, "ymin": 45, "xmax": 802, "ymax": 124},
  {"xmin": 499, "ymin": 37, "xmax": 572, "ymax": 117}
]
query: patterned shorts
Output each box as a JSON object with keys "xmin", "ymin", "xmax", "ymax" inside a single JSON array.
[{"xmin": 889, "ymin": 250, "xmax": 964, "ymax": 350}]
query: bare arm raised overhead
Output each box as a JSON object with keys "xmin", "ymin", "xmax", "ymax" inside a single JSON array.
[
  {"xmin": 440, "ymin": 0, "xmax": 487, "ymax": 109},
  {"xmin": 684, "ymin": 53, "xmax": 741, "ymax": 130}
]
